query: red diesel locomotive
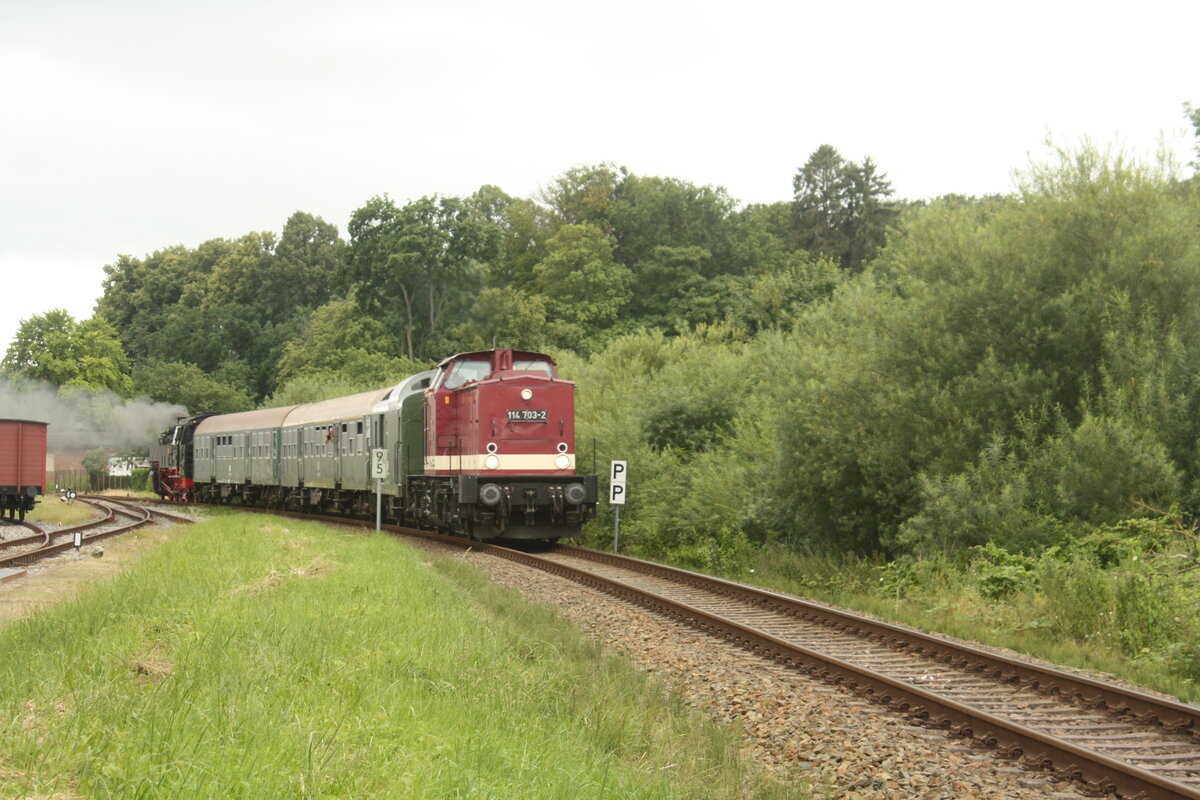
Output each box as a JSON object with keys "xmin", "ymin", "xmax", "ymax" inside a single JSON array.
[{"xmin": 151, "ymin": 349, "xmax": 596, "ymax": 539}]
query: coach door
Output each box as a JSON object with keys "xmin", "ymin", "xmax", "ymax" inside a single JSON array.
[
  {"xmin": 240, "ymin": 432, "xmax": 251, "ymax": 483},
  {"xmin": 335, "ymin": 422, "xmax": 345, "ymax": 484},
  {"xmin": 297, "ymin": 428, "xmax": 306, "ymax": 485}
]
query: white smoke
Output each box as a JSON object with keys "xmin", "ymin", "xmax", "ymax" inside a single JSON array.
[{"xmin": 0, "ymin": 378, "xmax": 188, "ymax": 453}]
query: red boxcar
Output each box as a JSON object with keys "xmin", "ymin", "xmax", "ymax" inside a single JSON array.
[{"xmin": 0, "ymin": 419, "xmax": 48, "ymax": 520}]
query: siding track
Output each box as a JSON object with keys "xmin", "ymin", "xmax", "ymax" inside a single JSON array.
[{"xmin": 0, "ymin": 497, "xmax": 172, "ymax": 568}]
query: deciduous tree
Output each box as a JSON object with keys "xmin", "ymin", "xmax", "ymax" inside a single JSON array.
[
  {"xmin": 2, "ymin": 310, "xmax": 133, "ymax": 396},
  {"xmin": 533, "ymin": 223, "xmax": 632, "ymax": 352},
  {"xmin": 343, "ymin": 194, "xmax": 500, "ymax": 360},
  {"xmin": 132, "ymin": 360, "xmax": 255, "ymax": 414}
]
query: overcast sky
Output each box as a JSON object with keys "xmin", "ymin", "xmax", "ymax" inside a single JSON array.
[{"xmin": 2, "ymin": 0, "xmax": 1196, "ymax": 356}]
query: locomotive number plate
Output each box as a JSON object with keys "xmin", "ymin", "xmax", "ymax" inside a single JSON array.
[{"xmin": 506, "ymin": 409, "xmax": 548, "ymax": 422}]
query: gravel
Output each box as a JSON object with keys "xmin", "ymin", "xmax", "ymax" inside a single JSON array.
[{"xmin": 446, "ymin": 545, "xmax": 1081, "ymax": 799}]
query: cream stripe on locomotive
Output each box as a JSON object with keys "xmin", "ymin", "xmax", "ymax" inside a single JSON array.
[{"xmin": 424, "ymin": 453, "xmax": 576, "ymax": 472}]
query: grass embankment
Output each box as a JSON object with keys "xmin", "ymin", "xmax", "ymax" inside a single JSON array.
[
  {"xmin": 0, "ymin": 513, "xmax": 789, "ymax": 799},
  {"xmin": 27, "ymin": 495, "xmax": 95, "ymax": 527}
]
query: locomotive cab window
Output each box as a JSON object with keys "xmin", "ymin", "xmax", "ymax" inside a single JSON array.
[
  {"xmin": 512, "ymin": 357, "xmax": 556, "ymax": 378},
  {"xmin": 441, "ymin": 357, "xmax": 491, "ymax": 390}
]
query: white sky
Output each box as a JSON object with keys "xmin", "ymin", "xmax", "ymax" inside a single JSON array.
[{"xmin": 2, "ymin": 0, "xmax": 1197, "ymax": 355}]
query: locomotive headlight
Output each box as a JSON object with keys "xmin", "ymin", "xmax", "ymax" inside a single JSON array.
[
  {"xmin": 555, "ymin": 454, "xmax": 570, "ymax": 470},
  {"xmin": 479, "ymin": 483, "xmax": 503, "ymax": 506},
  {"xmin": 520, "ymin": 388, "xmax": 533, "ymax": 401},
  {"xmin": 485, "ymin": 454, "xmax": 500, "ymax": 470},
  {"xmin": 565, "ymin": 483, "xmax": 587, "ymax": 505}
]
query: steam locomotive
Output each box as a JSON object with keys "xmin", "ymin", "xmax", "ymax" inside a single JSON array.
[{"xmin": 150, "ymin": 349, "xmax": 597, "ymax": 540}]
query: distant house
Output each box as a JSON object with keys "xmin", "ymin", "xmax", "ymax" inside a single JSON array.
[{"xmin": 106, "ymin": 456, "xmax": 148, "ymax": 477}]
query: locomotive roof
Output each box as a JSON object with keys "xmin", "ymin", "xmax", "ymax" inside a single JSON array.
[
  {"xmin": 435, "ymin": 348, "xmax": 555, "ymax": 368},
  {"xmin": 372, "ymin": 369, "xmax": 437, "ymax": 413},
  {"xmin": 0, "ymin": 419, "xmax": 49, "ymax": 426},
  {"xmin": 195, "ymin": 405, "xmax": 298, "ymax": 434},
  {"xmin": 283, "ymin": 387, "xmax": 394, "ymax": 427}
]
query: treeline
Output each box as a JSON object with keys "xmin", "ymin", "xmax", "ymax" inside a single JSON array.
[
  {"xmin": 77, "ymin": 152, "xmax": 896, "ymax": 414},
  {"xmin": 575, "ymin": 143, "xmax": 1200, "ymax": 561},
  {"xmin": 5, "ymin": 117, "xmax": 1200, "ymax": 562}
]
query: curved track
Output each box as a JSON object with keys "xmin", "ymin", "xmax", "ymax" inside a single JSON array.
[
  {"xmin": 0, "ymin": 497, "xmax": 178, "ymax": 568},
  {"xmin": 457, "ymin": 539, "xmax": 1200, "ymax": 800}
]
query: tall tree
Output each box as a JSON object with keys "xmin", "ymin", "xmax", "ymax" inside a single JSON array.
[
  {"xmin": 792, "ymin": 144, "xmax": 849, "ymax": 259},
  {"xmin": 539, "ymin": 164, "xmax": 626, "ymax": 227},
  {"xmin": 2, "ymin": 310, "xmax": 133, "ymax": 395},
  {"xmin": 468, "ymin": 185, "xmax": 549, "ymax": 291},
  {"xmin": 274, "ymin": 297, "xmax": 412, "ymax": 385},
  {"xmin": 343, "ymin": 194, "xmax": 500, "ymax": 360},
  {"xmin": 1188, "ymin": 101, "xmax": 1200, "ymax": 169},
  {"xmin": 792, "ymin": 145, "xmax": 899, "ymax": 271},
  {"xmin": 532, "ymin": 223, "xmax": 632, "ymax": 352},
  {"xmin": 343, "ymin": 195, "xmax": 412, "ymax": 355},
  {"xmin": 454, "ymin": 287, "xmax": 550, "ymax": 352},
  {"xmin": 272, "ymin": 211, "xmax": 342, "ymax": 313},
  {"xmin": 132, "ymin": 360, "xmax": 254, "ymax": 413}
]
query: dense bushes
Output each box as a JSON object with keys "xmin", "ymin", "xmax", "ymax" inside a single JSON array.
[
  {"xmin": 579, "ymin": 148, "xmax": 1200, "ymax": 563},
  {"xmin": 564, "ymin": 145, "xmax": 1200, "ymax": 692}
]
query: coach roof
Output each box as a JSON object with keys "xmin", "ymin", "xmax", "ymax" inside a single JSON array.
[
  {"xmin": 195, "ymin": 406, "xmax": 297, "ymax": 435},
  {"xmin": 283, "ymin": 387, "xmax": 393, "ymax": 428}
]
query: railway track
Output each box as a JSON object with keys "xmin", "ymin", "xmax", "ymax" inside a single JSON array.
[
  {"xmin": 443, "ymin": 538, "xmax": 1200, "ymax": 800},
  {"xmin": 0, "ymin": 497, "xmax": 181, "ymax": 568}
]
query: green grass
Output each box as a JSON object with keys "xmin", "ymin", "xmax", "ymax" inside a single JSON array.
[
  {"xmin": 0, "ymin": 513, "xmax": 792, "ymax": 799},
  {"xmin": 26, "ymin": 494, "xmax": 95, "ymax": 526},
  {"xmin": 741, "ymin": 547, "xmax": 1200, "ymax": 704}
]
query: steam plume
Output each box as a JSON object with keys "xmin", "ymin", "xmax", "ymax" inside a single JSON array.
[{"xmin": 0, "ymin": 378, "xmax": 188, "ymax": 453}]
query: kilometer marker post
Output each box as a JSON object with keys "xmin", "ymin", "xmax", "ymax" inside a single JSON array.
[
  {"xmin": 609, "ymin": 460, "xmax": 627, "ymax": 553},
  {"xmin": 372, "ymin": 448, "xmax": 389, "ymax": 533}
]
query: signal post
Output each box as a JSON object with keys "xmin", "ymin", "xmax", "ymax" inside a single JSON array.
[{"xmin": 610, "ymin": 460, "xmax": 627, "ymax": 553}]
